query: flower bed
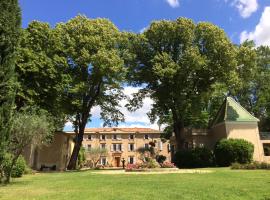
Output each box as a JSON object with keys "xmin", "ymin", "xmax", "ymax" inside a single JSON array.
[
  {"xmin": 160, "ymin": 162, "xmax": 176, "ymax": 168},
  {"xmin": 126, "ymin": 162, "xmax": 177, "ymax": 172}
]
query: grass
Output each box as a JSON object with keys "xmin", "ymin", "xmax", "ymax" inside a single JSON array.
[{"xmin": 0, "ymin": 168, "xmax": 270, "ymax": 200}]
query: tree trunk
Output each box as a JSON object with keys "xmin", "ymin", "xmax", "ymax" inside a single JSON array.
[
  {"xmin": 67, "ymin": 126, "xmax": 85, "ymax": 170},
  {"xmin": 173, "ymin": 120, "xmax": 184, "ymax": 151},
  {"xmin": 5, "ymin": 153, "xmax": 20, "ymax": 184}
]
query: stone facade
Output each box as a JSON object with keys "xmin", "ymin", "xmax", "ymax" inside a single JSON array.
[
  {"xmin": 79, "ymin": 128, "xmax": 171, "ymax": 167},
  {"xmin": 22, "ymin": 128, "xmax": 171, "ymax": 170}
]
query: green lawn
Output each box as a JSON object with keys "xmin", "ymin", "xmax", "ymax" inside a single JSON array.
[{"xmin": 0, "ymin": 168, "xmax": 270, "ymax": 200}]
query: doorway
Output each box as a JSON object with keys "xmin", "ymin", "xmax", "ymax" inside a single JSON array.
[{"xmin": 114, "ymin": 157, "xmax": 120, "ymax": 167}]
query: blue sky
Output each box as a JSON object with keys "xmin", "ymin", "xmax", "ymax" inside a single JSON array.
[{"xmin": 19, "ymin": 0, "xmax": 270, "ymax": 130}]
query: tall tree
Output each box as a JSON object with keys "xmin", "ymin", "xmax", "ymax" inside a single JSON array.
[
  {"xmin": 0, "ymin": 0, "xmax": 21, "ymax": 181},
  {"xmin": 16, "ymin": 21, "xmax": 68, "ymax": 129},
  {"xmin": 233, "ymin": 43, "xmax": 270, "ymax": 131},
  {"xmin": 127, "ymin": 18, "xmax": 237, "ymax": 149},
  {"xmin": 56, "ymin": 16, "xmax": 126, "ymax": 170}
]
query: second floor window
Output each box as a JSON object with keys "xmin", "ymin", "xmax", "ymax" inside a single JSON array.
[
  {"xmin": 112, "ymin": 144, "xmax": 122, "ymax": 151},
  {"xmin": 87, "ymin": 135, "xmax": 92, "ymax": 140},
  {"xmin": 128, "ymin": 143, "xmax": 134, "ymax": 151},
  {"xmin": 144, "ymin": 134, "xmax": 149, "ymax": 140},
  {"xmin": 112, "ymin": 134, "xmax": 117, "ymax": 140},
  {"xmin": 129, "ymin": 134, "xmax": 134, "ymax": 140},
  {"xmin": 100, "ymin": 134, "xmax": 106, "ymax": 140}
]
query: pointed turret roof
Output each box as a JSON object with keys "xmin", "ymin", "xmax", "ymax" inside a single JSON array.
[{"xmin": 212, "ymin": 97, "xmax": 259, "ymax": 127}]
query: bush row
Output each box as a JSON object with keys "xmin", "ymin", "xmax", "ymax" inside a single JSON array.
[
  {"xmin": 231, "ymin": 162, "xmax": 270, "ymax": 170},
  {"xmin": 173, "ymin": 138, "xmax": 254, "ymax": 168}
]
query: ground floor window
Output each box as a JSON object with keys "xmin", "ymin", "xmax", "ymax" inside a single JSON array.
[
  {"xmin": 144, "ymin": 143, "xmax": 149, "ymax": 149},
  {"xmin": 263, "ymin": 143, "xmax": 270, "ymax": 156},
  {"xmin": 100, "ymin": 157, "xmax": 107, "ymax": 165},
  {"xmin": 128, "ymin": 156, "xmax": 135, "ymax": 164}
]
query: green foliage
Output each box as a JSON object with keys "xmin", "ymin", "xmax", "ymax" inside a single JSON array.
[
  {"xmin": 127, "ymin": 18, "xmax": 238, "ymax": 148},
  {"xmin": 141, "ymin": 158, "xmax": 160, "ymax": 168},
  {"xmin": 16, "ymin": 21, "xmax": 69, "ymax": 129},
  {"xmin": 156, "ymin": 155, "xmax": 166, "ymax": 164},
  {"xmin": 9, "ymin": 106, "xmax": 55, "ymax": 156},
  {"xmin": 174, "ymin": 147, "xmax": 214, "ymax": 168},
  {"xmin": 0, "ymin": 0, "xmax": 21, "ymax": 183},
  {"xmin": 55, "ymin": 15, "xmax": 126, "ymax": 169},
  {"xmin": 77, "ymin": 147, "xmax": 86, "ymax": 169},
  {"xmin": 137, "ymin": 146, "xmax": 156, "ymax": 159},
  {"xmin": 2, "ymin": 154, "xmax": 26, "ymax": 180},
  {"xmin": 214, "ymin": 138, "xmax": 254, "ymax": 167},
  {"xmin": 231, "ymin": 162, "xmax": 270, "ymax": 170},
  {"xmin": 86, "ymin": 147, "xmax": 108, "ymax": 168},
  {"xmin": 11, "ymin": 155, "xmax": 26, "ymax": 178}
]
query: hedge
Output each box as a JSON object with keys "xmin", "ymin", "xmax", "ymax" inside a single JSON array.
[{"xmin": 214, "ymin": 138, "xmax": 254, "ymax": 167}]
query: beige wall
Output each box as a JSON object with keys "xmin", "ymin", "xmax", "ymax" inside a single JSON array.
[
  {"xmin": 225, "ymin": 122, "xmax": 264, "ymax": 162},
  {"xmin": 208, "ymin": 123, "xmax": 227, "ymax": 149},
  {"xmin": 22, "ymin": 133, "xmax": 73, "ymax": 171},
  {"xmin": 82, "ymin": 132, "xmax": 171, "ymax": 167}
]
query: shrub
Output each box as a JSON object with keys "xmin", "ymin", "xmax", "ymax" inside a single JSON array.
[
  {"xmin": 214, "ymin": 139, "xmax": 254, "ymax": 167},
  {"xmin": 160, "ymin": 162, "xmax": 176, "ymax": 168},
  {"xmin": 2, "ymin": 154, "xmax": 26, "ymax": 179},
  {"xmin": 2, "ymin": 153, "xmax": 13, "ymax": 179},
  {"xmin": 142, "ymin": 158, "xmax": 160, "ymax": 168},
  {"xmin": 231, "ymin": 162, "xmax": 270, "ymax": 170},
  {"xmin": 11, "ymin": 156, "xmax": 26, "ymax": 178},
  {"xmin": 156, "ymin": 155, "xmax": 166, "ymax": 164},
  {"xmin": 77, "ymin": 147, "xmax": 86, "ymax": 169},
  {"xmin": 174, "ymin": 147, "xmax": 214, "ymax": 168}
]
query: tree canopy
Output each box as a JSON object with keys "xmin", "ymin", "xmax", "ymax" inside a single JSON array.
[
  {"xmin": 56, "ymin": 16, "xmax": 126, "ymax": 169},
  {"xmin": 127, "ymin": 18, "xmax": 238, "ymax": 148},
  {"xmin": 0, "ymin": 0, "xmax": 21, "ymax": 183}
]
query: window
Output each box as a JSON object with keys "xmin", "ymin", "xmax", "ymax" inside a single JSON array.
[
  {"xmin": 144, "ymin": 143, "xmax": 149, "ymax": 149},
  {"xmin": 87, "ymin": 144, "xmax": 91, "ymax": 151},
  {"xmin": 263, "ymin": 143, "xmax": 270, "ymax": 156},
  {"xmin": 129, "ymin": 143, "xmax": 134, "ymax": 151},
  {"xmin": 112, "ymin": 144, "xmax": 122, "ymax": 151},
  {"xmin": 112, "ymin": 134, "xmax": 117, "ymax": 140},
  {"xmin": 100, "ymin": 157, "xmax": 106, "ymax": 165},
  {"xmin": 101, "ymin": 144, "xmax": 106, "ymax": 149},
  {"xmin": 144, "ymin": 134, "xmax": 149, "ymax": 140},
  {"xmin": 118, "ymin": 144, "xmax": 122, "ymax": 151},
  {"xmin": 87, "ymin": 135, "xmax": 92, "ymax": 140},
  {"xmin": 158, "ymin": 141, "xmax": 163, "ymax": 151},
  {"xmin": 167, "ymin": 144, "xmax": 171, "ymax": 152},
  {"xmin": 129, "ymin": 134, "xmax": 134, "ymax": 140},
  {"xmin": 100, "ymin": 134, "xmax": 106, "ymax": 140},
  {"xmin": 129, "ymin": 156, "xmax": 134, "ymax": 164}
]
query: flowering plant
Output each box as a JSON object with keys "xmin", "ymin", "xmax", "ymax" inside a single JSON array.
[
  {"xmin": 126, "ymin": 163, "xmax": 142, "ymax": 170},
  {"xmin": 160, "ymin": 162, "xmax": 176, "ymax": 168}
]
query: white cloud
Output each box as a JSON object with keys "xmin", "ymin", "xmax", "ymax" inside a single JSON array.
[
  {"xmin": 240, "ymin": 7, "xmax": 270, "ymax": 46},
  {"xmin": 165, "ymin": 0, "xmax": 180, "ymax": 8},
  {"xmin": 65, "ymin": 121, "xmax": 73, "ymax": 127},
  {"xmin": 227, "ymin": 0, "xmax": 258, "ymax": 18},
  {"xmin": 90, "ymin": 86, "xmax": 158, "ymax": 128}
]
